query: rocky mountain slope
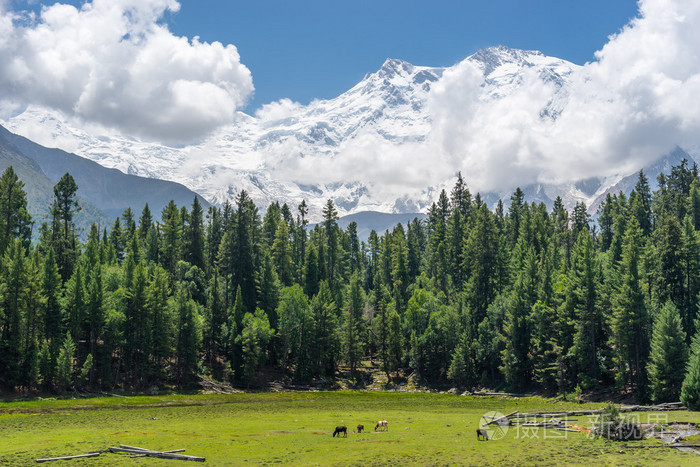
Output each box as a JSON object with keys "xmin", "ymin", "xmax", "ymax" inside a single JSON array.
[{"xmin": 0, "ymin": 125, "xmax": 210, "ymax": 229}]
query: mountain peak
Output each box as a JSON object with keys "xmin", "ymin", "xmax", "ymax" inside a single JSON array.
[
  {"xmin": 378, "ymin": 58, "xmax": 415, "ymax": 77},
  {"xmin": 469, "ymin": 45, "xmax": 545, "ymax": 75}
]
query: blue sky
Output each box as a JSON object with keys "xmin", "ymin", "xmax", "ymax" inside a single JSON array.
[
  {"xmin": 165, "ymin": 0, "xmax": 639, "ymax": 110},
  {"xmin": 22, "ymin": 0, "xmax": 639, "ymax": 111}
]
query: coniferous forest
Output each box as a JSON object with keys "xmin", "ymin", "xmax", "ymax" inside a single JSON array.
[{"xmin": 2, "ymin": 162, "xmax": 700, "ymax": 409}]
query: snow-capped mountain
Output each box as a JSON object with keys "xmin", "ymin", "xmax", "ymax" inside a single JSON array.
[{"xmin": 1, "ymin": 45, "xmax": 684, "ymax": 220}]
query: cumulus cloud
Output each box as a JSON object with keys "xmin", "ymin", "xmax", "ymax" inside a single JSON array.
[
  {"xmin": 255, "ymin": 98, "xmax": 304, "ymax": 122},
  {"xmin": 0, "ymin": 0, "xmax": 253, "ymax": 143},
  {"xmin": 426, "ymin": 0, "xmax": 700, "ymax": 193}
]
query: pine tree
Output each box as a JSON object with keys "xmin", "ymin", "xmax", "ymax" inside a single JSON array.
[
  {"xmin": 173, "ymin": 286, "xmax": 202, "ymax": 384},
  {"xmin": 184, "ymin": 197, "xmax": 206, "ymax": 270},
  {"xmin": 311, "ymin": 281, "xmax": 339, "ymax": 376},
  {"xmin": 391, "ymin": 224, "xmax": 409, "ymax": 312},
  {"xmin": 123, "ymin": 259, "xmax": 148, "ymax": 384},
  {"xmin": 448, "ymin": 333, "xmax": 470, "ymax": 387},
  {"xmin": 276, "ymin": 285, "xmax": 314, "ymax": 381},
  {"xmin": 233, "ymin": 191, "xmax": 258, "ymax": 313},
  {"xmin": 610, "ymin": 218, "xmax": 650, "ymax": 398},
  {"xmin": 303, "ymin": 245, "xmax": 320, "ymax": 297},
  {"xmin": 50, "ymin": 173, "xmax": 80, "ymax": 281},
  {"xmin": 406, "ymin": 218, "xmax": 425, "ymax": 282},
  {"xmin": 0, "ymin": 166, "xmax": 32, "ymax": 255},
  {"xmin": 680, "ymin": 216, "xmax": 700, "ymax": 342},
  {"xmin": 85, "ymin": 263, "xmax": 103, "ymax": 385},
  {"xmin": 257, "ymin": 252, "xmax": 280, "ymax": 330},
  {"xmin": 0, "ymin": 239, "xmax": 27, "ymax": 388},
  {"xmin": 271, "ymin": 221, "xmax": 294, "ymax": 286},
  {"xmin": 322, "ymin": 199, "xmax": 340, "ymax": 287},
  {"xmin": 41, "ymin": 248, "xmax": 63, "ymax": 344},
  {"xmin": 138, "ymin": 203, "xmax": 153, "ymax": 241},
  {"xmin": 236, "ymin": 309, "xmax": 273, "ymax": 386},
  {"xmin": 634, "ymin": 170, "xmax": 653, "ymax": 236},
  {"xmin": 146, "ymin": 265, "xmax": 172, "ymax": 382},
  {"xmin": 386, "ymin": 308, "xmax": 403, "ymax": 379},
  {"xmin": 569, "ymin": 232, "xmax": 602, "ymax": 387},
  {"xmin": 450, "ymin": 172, "xmax": 472, "ymax": 219},
  {"xmin": 160, "ymin": 200, "xmax": 182, "ymax": 276},
  {"xmin": 464, "ymin": 203, "xmax": 499, "ymax": 326},
  {"xmin": 648, "ymin": 301, "xmax": 688, "ymax": 402},
  {"xmin": 205, "ymin": 269, "xmax": 224, "ymax": 375},
  {"xmin": 681, "ymin": 330, "xmax": 700, "ymax": 410},
  {"xmin": 343, "ymin": 274, "xmax": 365, "ymax": 375},
  {"xmin": 55, "ymin": 332, "xmax": 76, "ymax": 392},
  {"xmin": 446, "ymin": 208, "xmax": 466, "ymax": 293},
  {"xmin": 373, "ymin": 284, "xmax": 391, "ymax": 378},
  {"xmin": 501, "ymin": 244, "xmax": 537, "ymax": 390},
  {"xmin": 110, "ymin": 217, "xmax": 125, "ymax": 262}
]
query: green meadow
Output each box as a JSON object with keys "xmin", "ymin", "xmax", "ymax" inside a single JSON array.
[{"xmin": 1, "ymin": 391, "xmax": 698, "ymax": 466}]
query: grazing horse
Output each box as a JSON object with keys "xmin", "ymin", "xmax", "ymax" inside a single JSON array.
[
  {"xmin": 356, "ymin": 424, "xmax": 364, "ymax": 433},
  {"xmin": 333, "ymin": 426, "xmax": 347, "ymax": 437},
  {"xmin": 476, "ymin": 429, "xmax": 489, "ymax": 441},
  {"xmin": 374, "ymin": 420, "xmax": 388, "ymax": 431}
]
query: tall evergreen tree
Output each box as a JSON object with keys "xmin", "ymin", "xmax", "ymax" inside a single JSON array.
[
  {"xmin": 50, "ymin": 173, "xmax": 80, "ymax": 281},
  {"xmin": 0, "ymin": 239, "xmax": 27, "ymax": 388},
  {"xmin": 648, "ymin": 301, "xmax": 687, "ymax": 402},
  {"xmin": 173, "ymin": 286, "xmax": 202, "ymax": 384},
  {"xmin": 277, "ymin": 285, "xmax": 314, "ymax": 381},
  {"xmin": 343, "ymin": 274, "xmax": 365, "ymax": 375},
  {"xmin": 610, "ymin": 218, "xmax": 650, "ymax": 398},
  {"xmin": 160, "ymin": 200, "xmax": 182, "ymax": 276},
  {"xmin": 0, "ymin": 166, "xmax": 32, "ymax": 254},
  {"xmin": 184, "ymin": 197, "xmax": 206, "ymax": 270},
  {"xmin": 311, "ymin": 280, "xmax": 339, "ymax": 376},
  {"xmin": 681, "ymin": 329, "xmax": 700, "ymax": 410},
  {"xmin": 236, "ymin": 309, "xmax": 273, "ymax": 385}
]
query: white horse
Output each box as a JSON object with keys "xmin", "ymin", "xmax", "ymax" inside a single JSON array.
[{"xmin": 374, "ymin": 420, "xmax": 388, "ymax": 431}]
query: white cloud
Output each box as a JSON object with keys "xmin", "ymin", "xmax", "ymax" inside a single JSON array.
[
  {"xmin": 255, "ymin": 98, "xmax": 304, "ymax": 122},
  {"xmin": 425, "ymin": 0, "xmax": 700, "ymax": 194},
  {"xmin": 0, "ymin": 0, "xmax": 253, "ymax": 143}
]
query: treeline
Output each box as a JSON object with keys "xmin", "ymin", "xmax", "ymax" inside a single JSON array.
[{"xmin": 1, "ymin": 162, "xmax": 700, "ymax": 408}]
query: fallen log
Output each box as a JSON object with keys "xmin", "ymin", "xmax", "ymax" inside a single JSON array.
[
  {"xmin": 485, "ymin": 410, "xmax": 518, "ymax": 426},
  {"xmin": 625, "ymin": 444, "xmax": 700, "ymax": 449},
  {"xmin": 36, "ymin": 452, "xmax": 102, "ymax": 462},
  {"xmin": 130, "ymin": 449, "xmax": 186, "ymax": 458},
  {"xmin": 512, "ymin": 403, "xmax": 687, "ymax": 421},
  {"xmin": 119, "ymin": 444, "xmax": 151, "ymax": 451},
  {"xmin": 108, "ymin": 447, "xmax": 205, "ymax": 462}
]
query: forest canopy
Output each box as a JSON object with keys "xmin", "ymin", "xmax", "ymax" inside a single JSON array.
[{"xmin": 2, "ymin": 164, "xmax": 700, "ymax": 409}]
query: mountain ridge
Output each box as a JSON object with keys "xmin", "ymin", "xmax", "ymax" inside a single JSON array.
[{"xmin": 1, "ymin": 45, "xmax": 688, "ymax": 221}]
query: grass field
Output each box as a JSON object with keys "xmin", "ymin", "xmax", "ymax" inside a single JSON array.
[{"xmin": 1, "ymin": 391, "xmax": 699, "ymax": 465}]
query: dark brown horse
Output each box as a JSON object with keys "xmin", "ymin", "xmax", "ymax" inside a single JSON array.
[
  {"xmin": 333, "ymin": 426, "xmax": 347, "ymax": 437},
  {"xmin": 356, "ymin": 424, "xmax": 364, "ymax": 433}
]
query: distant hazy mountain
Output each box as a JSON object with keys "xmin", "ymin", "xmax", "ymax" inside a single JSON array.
[
  {"xmin": 3, "ymin": 46, "xmax": 693, "ymax": 220},
  {"xmin": 0, "ymin": 125, "xmax": 210, "ymax": 234},
  {"xmin": 311, "ymin": 211, "xmax": 428, "ymax": 241}
]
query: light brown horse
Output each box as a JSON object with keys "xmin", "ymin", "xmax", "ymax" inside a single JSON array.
[{"xmin": 374, "ymin": 420, "xmax": 388, "ymax": 431}]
